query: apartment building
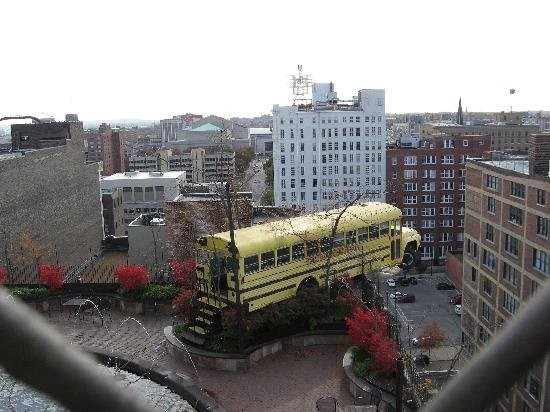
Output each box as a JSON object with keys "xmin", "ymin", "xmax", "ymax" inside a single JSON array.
[
  {"xmin": 387, "ymin": 133, "xmax": 490, "ymax": 262},
  {"xmin": 128, "ymin": 148, "xmax": 234, "ymax": 183},
  {"xmin": 461, "ymin": 133, "xmax": 550, "ymax": 411},
  {"xmin": 160, "ymin": 114, "xmax": 202, "ymax": 142},
  {"xmin": 272, "ymin": 83, "xmax": 386, "ymax": 211},
  {"xmin": 420, "ymin": 115, "xmax": 539, "ymax": 154},
  {"xmin": 100, "ymin": 171, "xmax": 186, "ymax": 233},
  {"xmin": 85, "ymin": 123, "xmax": 124, "ymax": 176}
]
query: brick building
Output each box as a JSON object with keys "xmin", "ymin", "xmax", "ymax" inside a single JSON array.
[
  {"xmin": 387, "ymin": 133, "xmax": 490, "ymax": 262},
  {"xmin": 420, "ymin": 119, "xmax": 539, "ymax": 154},
  {"xmin": 461, "ymin": 133, "xmax": 550, "ymax": 411},
  {"xmin": 85, "ymin": 123, "xmax": 124, "ymax": 176},
  {"xmin": 101, "ymin": 187, "xmax": 125, "ymax": 237},
  {"xmin": 0, "ymin": 121, "xmax": 103, "ymax": 268}
]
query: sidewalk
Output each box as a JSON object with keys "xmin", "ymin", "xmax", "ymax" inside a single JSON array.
[{"xmin": 47, "ymin": 311, "xmax": 354, "ymax": 411}]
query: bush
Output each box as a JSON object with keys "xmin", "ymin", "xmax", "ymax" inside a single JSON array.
[
  {"xmin": 9, "ymin": 287, "xmax": 49, "ymax": 301},
  {"xmin": 169, "ymin": 259, "xmax": 197, "ymax": 288},
  {"xmin": 0, "ymin": 267, "xmax": 6, "ymax": 285},
  {"xmin": 38, "ymin": 265, "xmax": 64, "ymax": 290},
  {"xmin": 346, "ymin": 307, "xmax": 397, "ymax": 375},
  {"xmin": 115, "ymin": 265, "xmax": 149, "ymax": 290},
  {"xmin": 172, "ymin": 288, "xmax": 195, "ymax": 322},
  {"xmin": 124, "ymin": 283, "xmax": 181, "ymax": 302}
]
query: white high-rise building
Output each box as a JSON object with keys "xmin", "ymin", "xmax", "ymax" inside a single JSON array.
[{"xmin": 272, "ymin": 83, "xmax": 387, "ymax": 211}]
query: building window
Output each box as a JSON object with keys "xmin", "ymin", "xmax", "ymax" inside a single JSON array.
[
  {"xmin": 485, "ymin": 224, "xmax": 494, "ymax": 242},
  {"xmin": 502, "ymin": 262, "xmax": 519, "ymax": 286},
  {"xmin": 479, "ymin": 326, "xmax": 490, "ymax": 344},
  {"xmin": 481, "ymin": 301, "xmax": 491, "ymax": 321},
  {"xmin": 504, "ymin": 234, "xmax": 519, "ymax": 256},
  {"xmin": 536, "ymin": 189, "xmax": 545, "ymax": 205},
  {"xmin": 404, "ymin": 155, "xmax": 417, "ymax": 165},
  {"xmin": 482, "ymin": 276, "xmax": 493, "ymax": 295},
  {"xmin": 471, "ymin": 267, "xmax": 477, "ymax": 282},
  {"xmin": 482, "ymin": 250, "xmax": 496, "ymax": 272},
  {"xmin": 487, "ymin": 197, "xmax": 496, "ymax": 214},
  {"xmin": 463, "ymin": 139, "xmax": 469, "ymax": 146},
  {"xmin": 502, "ymin": 291, "xmax": 518, "ymax": 315},
  {"xmin": 508, "ymin": 205, "xmax": 523, "ymax": 226},
  {"xmin": 523, "ymin": 373, "xmax": 540, "ymax": 402},
  {"xmin": 486, "ymin": 174, "xmax": 499, "ymax": 190},
  {"xmin": 532, "ymin": 248, "xmax": 550, "ymax": 274},
  {"xmin": 510, "ymin": 182, "xmax": 525, "ymax": 198},
  {"xmin": 536, "ymin": 216, "xmax": 549, "ymax": 238}
]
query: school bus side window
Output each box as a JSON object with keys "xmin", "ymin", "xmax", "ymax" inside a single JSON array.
[
  {"xmin": 292, "ymin": 244, "xmax": 305, "ymax": 260},
  {"xmin": 333, "ymin": 233, "xmax": 345, "ymax": 248},
  {"xmin": 358, "ymin": 228, "xmax": 368, "ymax": 242},
  {"xmin": 277, "ymin": 247, "xmax": 290, "ymax": 265},
  {"xmin": 244, "ymin": 255, "xmax": 259, "ymax": 273},
  {"xmin": 261, "ymin": 251, "xmax": 275, "ymax": 270},
  {"xmin": 379, "ymin": 222, "xmax": 389, "ymax": 237},
  {"xmin": 306, "ymin": 240, "xmax": 318, "ymax": 256},
  {"xmin": 320, "ymin": 237, "xmax": 331, "ymax": 253},
  {"xmin": 369, "ymin": 225, "xmax": 379, "ymax": 240}
]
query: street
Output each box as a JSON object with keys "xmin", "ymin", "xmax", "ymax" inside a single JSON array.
[{"xmin": 243, "ymin": 156, "xmax": 267, "ymax": 204}]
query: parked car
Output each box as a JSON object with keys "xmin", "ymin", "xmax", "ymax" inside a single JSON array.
[
  {"xmin": 397, "ymin": 294, "xmax": 416, "ymax": 303},
  {"xmin": 414, "ymin": 353, "xmax": 430, "ymax": 367},
  {"xmin": 455, "ymin": 304, "xmax": 462, "ymax": 315},
  {"xmin": 450, "ymin": 294, "xmax": 462, "ymax": 304},
  {"xmin": 389, "ymin": 291, "xmax": 404, "ymax": 300},
  {"xmin": 412, "ymin": 336, "xmax": 428, "ymax": 347},
  {"xmin": 436, "ymin": 282, "xmax": 455, "ymax": 290},
  {"xmin": 397, "ymin": 276, "xmax": 417, "ymax": 286},
  {"xmin": 386, "ymin": 278, "xmax": 396, "ymax": 288}
]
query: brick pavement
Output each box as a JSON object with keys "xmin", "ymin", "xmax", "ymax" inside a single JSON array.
[{"xmin": 47, "ymin": 311, "xmax": 354, "ymax": 411}]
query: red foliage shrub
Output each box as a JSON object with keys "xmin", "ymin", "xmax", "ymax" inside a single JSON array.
[
  {"xmin": 169, "ymin": 259, "xmax": 197, "ymax": 288},
  {"xmin": 346, "ymin": 307, "xmax": 397, "ymax": 375},
  {"xmin": 38, "ymin": 264, "xmax": 64, "ymax": 290},
  {"xmin": 172, "ymin": 288, "xmax": 194, "ymax": 322},
  {"xmin": 336, "ymin": 293, "xmax": 364, "ymax": 314},
  {"xmin": 114, "ymin": 265, "xmax": 149, "ymax": 290},
  {"xmin": 0, "ymin": 267, "xmax": 7, "ymax": 285}
]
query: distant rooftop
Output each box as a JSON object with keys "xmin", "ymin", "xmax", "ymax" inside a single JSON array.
[
  {"xmin": 249, "ymin": 128, "xmax": 271, "ymax": 135},
  {"xmin": 190, "ymin": 123, "xmax": 223, "ymax": 132},
  {"xmin": 478, "ymin": 159, "xmax": 530, "ymax": 175},
  {"xmin": 101, "ymin": 171, "xmax": 185, "ymax": 180}
]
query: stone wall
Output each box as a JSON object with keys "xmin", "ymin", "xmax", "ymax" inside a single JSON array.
[{"xmin": 0, "ymin": 122, "xmax": 103, "ymax": 268}]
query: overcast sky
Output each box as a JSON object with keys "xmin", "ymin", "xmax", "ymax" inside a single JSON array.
[{"xmin": 1, "ymin": 0, "xmax": 548, "ymax": 121}]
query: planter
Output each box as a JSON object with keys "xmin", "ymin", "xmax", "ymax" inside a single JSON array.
[
  {"xmin": 165, "ymin": 326, "xmax": 349, "ymax": 372},
  {"xmin": 343, "ymin": 347, "xmax": 412, "ymax": 412}
]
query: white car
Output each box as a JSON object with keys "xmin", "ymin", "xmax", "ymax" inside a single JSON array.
[
  {"xmin": 390, "ymin": 291, "xmax": 404, "ymax": 300},
  {"xmin": 386, "ymin": 278, "xmax": 396, "ymax": 288},
  {"xmin": 455, "ymin": 304, "xmax": 462, "ymax": 315}
]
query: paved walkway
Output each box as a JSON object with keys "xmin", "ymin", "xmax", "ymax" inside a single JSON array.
[{"xmin": 47, "ymin": 311, "xmax": 353, "ymax": 412}]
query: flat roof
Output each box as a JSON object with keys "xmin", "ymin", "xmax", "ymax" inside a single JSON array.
[
  {"xmin": 101, "ymin": 171, "xmax": 185, "ymax": 181},
  {"xmin": 249, "ymin": 128, "xmax": 272, "ymax": 135},
  {"xmin": 480, "ymin": 160, "xmax": 530, "ymax": 175}
]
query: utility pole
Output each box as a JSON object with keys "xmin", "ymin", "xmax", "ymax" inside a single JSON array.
[{"xmin": 225, "ymin": 182, "xmax": 246, "ymax": 352}]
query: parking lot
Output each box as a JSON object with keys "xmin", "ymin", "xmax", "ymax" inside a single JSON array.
[{"xmin": 376, "ymin": 268, "xmax": 463, "ymax": 369}]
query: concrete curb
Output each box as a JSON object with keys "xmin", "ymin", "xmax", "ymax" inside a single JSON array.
[
  {"xmin": 87, "ymin": 347, "xmax": 225, "ymax": 412},
  {"xmin": 165, "ymin": 326, "xmax": 349, "ymax": 372}
]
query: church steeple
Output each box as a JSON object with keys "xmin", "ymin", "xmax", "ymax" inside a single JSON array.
[{"xmin": 457, "ymin": 97, "xmax": 464, "ymax": 125}]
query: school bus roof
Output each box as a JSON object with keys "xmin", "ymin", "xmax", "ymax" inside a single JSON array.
[{"xmin": 203, "ymin": 202, "xmax": 402, "ymax": 257}]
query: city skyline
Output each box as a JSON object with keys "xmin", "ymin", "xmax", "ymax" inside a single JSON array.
[{"xmin": 2, "ymin": 0, "xmax": 549, "ymax": 121}]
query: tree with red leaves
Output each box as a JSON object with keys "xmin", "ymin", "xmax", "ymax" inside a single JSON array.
[
  {"xmin": 114, "ymin": 265, "xmax": 149, "ymax": 290},
  {"xmin": 346, "ymin": 307, "xmax": 397, "ymax": 375},
  {"xmin": 0, "ymin": 267, "xmax": 7, "ymax": 285},
  {"xmin": 38, "ymin": 264, "xmax": 64, "ymax": 290},
  {"xmin": 418, "ymin": 320, "xmax": 446, "ymax": 349},
  {"xmin": 172, "ymin": 288, "xmax": 194, "ymax": 322},
  {"xmin": 169, "ymin": 259, "xmax": 197, "ymax": 289}
]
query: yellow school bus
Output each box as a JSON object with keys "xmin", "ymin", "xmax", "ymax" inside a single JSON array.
[{"xmin": 192, "ymin": 202, "xmax": 420, "ymax": 336}]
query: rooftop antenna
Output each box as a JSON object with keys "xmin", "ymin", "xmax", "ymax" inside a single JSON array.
[{"xmin": 290, "ymin": 65, "xmax": 312, "ymax": 106}]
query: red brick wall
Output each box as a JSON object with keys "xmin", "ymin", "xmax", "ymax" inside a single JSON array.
[{"xmin": 445, "ymin": 251, "xmax": 463, "ymax": 289}]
